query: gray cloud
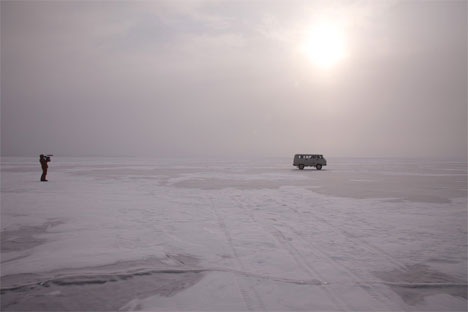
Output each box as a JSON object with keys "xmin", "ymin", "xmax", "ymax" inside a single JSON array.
[{"xmin": 1, "ymin": 0, "xmax": 466, "ymax": 158}]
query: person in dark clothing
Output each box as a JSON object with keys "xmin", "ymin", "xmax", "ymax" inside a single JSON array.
[{"xmin": 39, "ymin": 154, "xmax": 50, "ymax": 181}]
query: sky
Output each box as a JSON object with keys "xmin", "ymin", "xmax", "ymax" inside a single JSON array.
[{"xmin": 1, "ymin": 0, "xmax": 467, "ymax": 159}]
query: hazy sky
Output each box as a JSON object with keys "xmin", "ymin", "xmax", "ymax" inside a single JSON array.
[{"xmin": 1, "ymin": 0, "xmax": 467, "ymax": 158}]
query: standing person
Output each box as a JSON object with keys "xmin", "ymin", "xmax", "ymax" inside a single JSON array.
[{"xmin": 39, "ymin": 154, "xmax": 50, "ymax": 182}]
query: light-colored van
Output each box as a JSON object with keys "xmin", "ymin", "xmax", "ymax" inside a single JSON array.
[{"xmin": 293, "ymin": 154, "xmax": 327, "ymax": 170}]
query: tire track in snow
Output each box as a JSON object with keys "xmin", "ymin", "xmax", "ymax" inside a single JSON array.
[
  {"xmin": 287, "ymin": 195, "xmax": 408, "ymax": 270},
  {"xmin": 279, "ymin": 221, "xmax": 406, "ymax": 311},
  {"xmin": 208, "ymin": 196, "xmax": 266, "ymax": 312},
  {"xmin": 239, "ymin": 199, "xmax": 350, "ymax": 312},
  {"xmin": 273, "ymin": 194, "xmax": 408, "ymax": 311}
]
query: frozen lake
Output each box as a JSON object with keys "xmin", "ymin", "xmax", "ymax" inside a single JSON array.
[{"xmin": 1, "ymin": 157, "xmax": 467, "ymax": 311}]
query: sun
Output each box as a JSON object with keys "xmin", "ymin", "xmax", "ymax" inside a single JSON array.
[{"xmin": 301, "ymin": 20, "xmax": 348, "ymax": 69}]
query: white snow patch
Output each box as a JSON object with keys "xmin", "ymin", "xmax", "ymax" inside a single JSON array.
[{"xmin": 1, "ymin": 157, "xmax": 466, "ymax": 311}]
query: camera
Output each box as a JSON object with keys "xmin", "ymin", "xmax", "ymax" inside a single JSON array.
[{"xmin": 41, "ymin": 154, "xmax": 53, "ymax": 162}]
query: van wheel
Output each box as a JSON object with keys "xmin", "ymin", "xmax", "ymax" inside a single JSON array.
[
  {"xmin": 316, "ymin": 164, "xmax": 322, "ymax": 170},
  {"xmin": 298, "ymin": 164, "xmax": 305, "ymax": 170}
]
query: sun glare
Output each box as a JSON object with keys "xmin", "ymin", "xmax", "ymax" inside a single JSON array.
[{"xmin": 301, "ymin": 21, "xmax": 348, "ymax": 69}]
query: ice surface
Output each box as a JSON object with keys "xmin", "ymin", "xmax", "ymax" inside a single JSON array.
[{"xmin": 1, "ymin": 157, "xmax": 467, "ymax": 311}]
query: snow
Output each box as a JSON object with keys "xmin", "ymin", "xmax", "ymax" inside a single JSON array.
[{"xmin": 1, "ymin": 156, "xmax": 467, "ymax": 311}]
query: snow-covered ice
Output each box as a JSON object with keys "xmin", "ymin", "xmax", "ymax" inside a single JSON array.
[{"xmin": 1, "ymin": 157, "xmax": 467, "ymax": 311}]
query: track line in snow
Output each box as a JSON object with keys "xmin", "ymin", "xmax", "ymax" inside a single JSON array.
[
  {"xmin": 242, "ymin": 193, "xmax": 409, "ymax": 311},
  {"xmin": 239, "ymin": 199, "xmax": 351, "ymax": 312},
  {"xmin": 279, "ymin": 221, "xmax": 407, "ymax": 311},
  {"xmin": 208, "ymin": 196, "xmax": 266, "ymax": 312},
  {"xmin": 282, "ymin": 192, "xmax": 409, "ymax": 270},
  {"xmin": 277, "ymin": 195, "xmax": 410, "ymax": 309}
]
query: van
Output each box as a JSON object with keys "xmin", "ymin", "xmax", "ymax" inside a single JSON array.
[{"xmin": 293, "ymin": 154, "xmax": 327, "ymax": 170}]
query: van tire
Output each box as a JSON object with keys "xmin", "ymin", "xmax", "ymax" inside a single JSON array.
[
  {"xmin": 298, "ymin": 164, "xmax": 305, "ymax": 170},
  {"xmin": 316, "ymin": 164, "xmax": 322, "ymax": 170}
]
